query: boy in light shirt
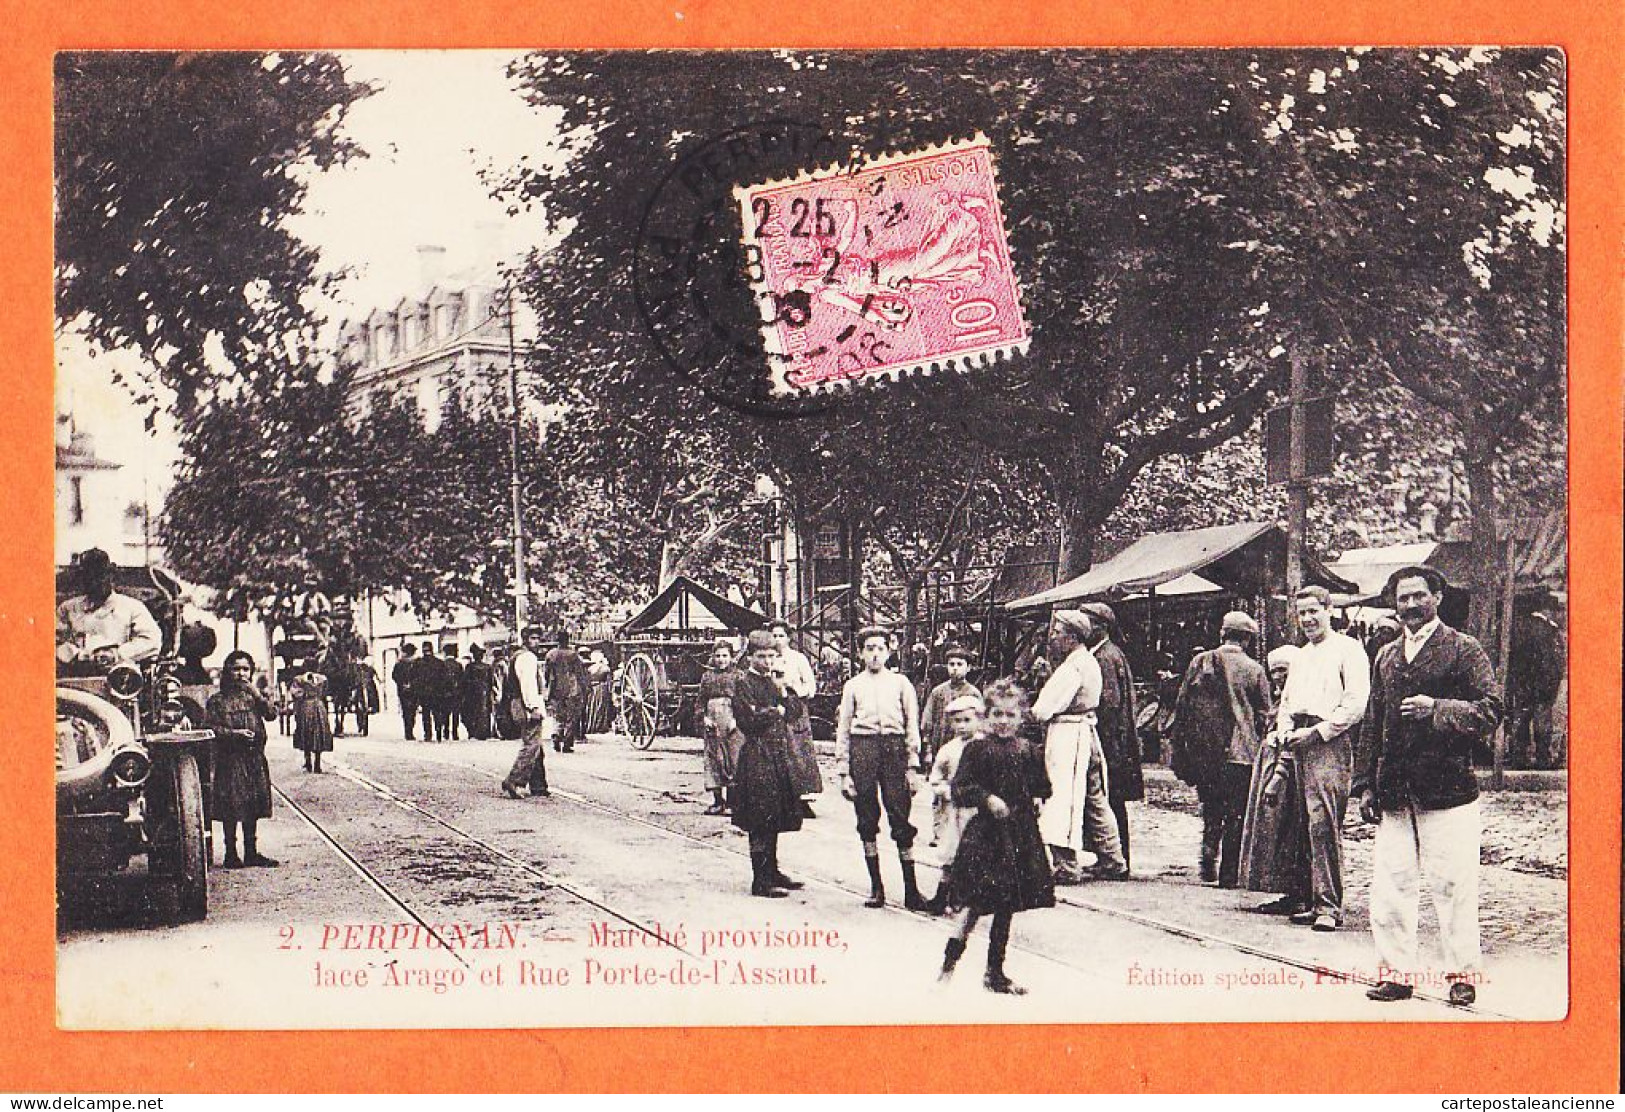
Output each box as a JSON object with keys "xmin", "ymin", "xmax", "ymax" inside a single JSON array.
[{"xmin": 924, "ymin": 693, "xmax": 984, "ymax": 914}]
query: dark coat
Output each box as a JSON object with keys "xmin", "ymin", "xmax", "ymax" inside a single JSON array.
[
  {"xmin": 1169, "ymin": 643, "xmax": 1272, "ymax": 788},
  {"xmin": 391, "ymin": 656, "xmax": 418, "ymax": 694},
  {"xmin": 1355, "ymin": 623, "xmax": 1502, "ymax": 812},
  {"xmin": 1093, "ymin": 638, "xmax": 1144, "ymax": 802},
  {"xmin": 729, "ymin": 668, "xmax": 804, "ymax": 835},
  {"xmin": 949, "ymin": 732, "xmax": 1055, "ymax": 913},
  {"xmin": 416, "ymin": 656, "xmax": 458, "ymax": 705},
  {"xmin": 206, "ymin": 685, "xmax": 274, "ymax": 821},
  {"xmin": 544, "ymin": 646, "xmax": 589, "ymax": 701},
  {"xmin": 460, "ymin": 660, "xmax": 494, "ymax": 737}
]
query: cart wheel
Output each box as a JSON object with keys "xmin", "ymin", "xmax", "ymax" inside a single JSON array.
[
  {"xmin": 149, "ymin": 752, "xmax": 208, "ymax": 923},
  {"xmin": 615, "ymin": 653, "xmax": 661, "ymax": 750}
]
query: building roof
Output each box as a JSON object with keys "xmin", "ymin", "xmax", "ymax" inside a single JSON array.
[{"xmin": 1005, "ymin": 521, "xmax": 1354, "ymax": 609}]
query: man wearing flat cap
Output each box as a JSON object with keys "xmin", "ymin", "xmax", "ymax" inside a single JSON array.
[
  {"xmin": 919, "ymin": 645, "xmax": 981, "ymax": 775},
  {"xmin": 1080, "ymin": 602, "xmax": 1144, "ymax": 870},
  {"xmin": 1356, "ymin": 566, "xmax": 1502, "ymax": 1007},
  {"xmin": 1171, "ymin": 610, "xmax": 1274, "ymax": 886},
  {"xmin": 56, "ymin": 547, "xmax": 162, "ymax": 673},
  {"xmin": 1032, "ymin": 609, "xmax": 1128, "ymax": 883}
]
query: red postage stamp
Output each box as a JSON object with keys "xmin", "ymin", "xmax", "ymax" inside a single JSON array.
[{"xmin": 735, "ymin": 133, "xmax": 1030, "ymax": 395}]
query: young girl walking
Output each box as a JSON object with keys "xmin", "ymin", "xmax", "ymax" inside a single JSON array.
[{"xmin": 939, "ymin": 679, "xmax": 1054, "ymax": 994}]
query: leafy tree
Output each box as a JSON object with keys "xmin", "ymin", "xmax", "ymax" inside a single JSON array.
[{"xmin": 54, "ymin": 51, "xmax": 371, "ymax": 419}]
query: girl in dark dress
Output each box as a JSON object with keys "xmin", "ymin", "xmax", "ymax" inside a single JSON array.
[
  {"xmin": 729, "ymin": 630, "xmax": 805, "ymax": 898},
  {"xmin": 205, "ymin": 651, "xmax": 278, "ymax": 868},
  {"xmin": 941, "ymin": 678, "xmax": 1054, "ymax": 994},
  {"xmin": 290, "ymin": 667, "xmax": 334, "ymax": 772}
]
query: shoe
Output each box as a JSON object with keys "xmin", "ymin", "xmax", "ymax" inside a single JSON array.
[
  {"xmin": 501, "ymin": 782, "xmax": 521, "ymax": 800},
  {"xmin": 1092, "ymin": 864, "xmax": 1133, "ymax": 881},
  {"xmin": 1365, "ymin": 980, "xmax": 1414, "ymax": 1002},
  {"xmin": 771, "ymin": 872, "xmax": 805, "ymax": 891},
  {"xmin": 984, "ymin": 972, "xmax": 1028, "ymax": 995},
  {"xmin": 1052, "ymin": 867, "xmax": 1084, "ymax": 887},
  {"xmin": 1253, "ymin": 896, "xmax": 1309, "ymax": 916},
  {"xmin": 799, "ymin": 801, "xmax": 816, "ymax": 819},
  {"xmin": 1311, "ymin": 914, "xmax": 1338, "ymax": 932},
  {"xmin": 703, "ymin": 802, "xmax": 727, "ymax": 816},
  {"xmin": 532, "ymin": 788, "xmax": 552, "ymax": 798},
  {"xmin": 1199, "ymin": 859, "xmax": 1219, "ymax": 883},
  {"xmin": 1448, "ymin": 981, "xmax": 1477, "ymax": 1007},
  {"xmin": 939, "ymin": 938, "xmax": 966, "ymax": 982},
  {"xmin": 1289, "ymin": 909, "xmax": 1320, "ymax": 926},
  {"xmin": 222, "ymin": 854, "xmax": 243, "ymax": 869},
  {"xmin": 750, "ymin": 880, "xmax": 790, "ymax": 898},
  {"xmin": 244, "ymin": 853, "xmax": 280, "ymax": 868}
]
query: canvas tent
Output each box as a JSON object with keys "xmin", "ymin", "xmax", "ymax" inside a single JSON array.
[
  {"xmin": 1005, "ymin": 522, "xmax": 1353, "ymax": 610},
  {"xmin": 1328, "ymin": 512, "xmax": 1566, "ymax": 604},
  {"xmin": 618, "ymin": 575, "xmax": 768, "ymax": 636}
]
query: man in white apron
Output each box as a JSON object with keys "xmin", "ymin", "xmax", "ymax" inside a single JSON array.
[{"xmin": 1033, "ymin": 609, "xmax": 1129, "ymax": 883}]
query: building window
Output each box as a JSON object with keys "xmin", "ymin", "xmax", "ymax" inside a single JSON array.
[{"xmin": 70, "ymin": 476, "xmax": 85, "ymax": 526}]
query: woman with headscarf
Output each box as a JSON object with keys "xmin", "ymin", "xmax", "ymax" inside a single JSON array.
[
  {"xmin": 290, "ymin": 666, "xmax": 334, "ymax": 773},
  {"xmin": 205, "ymin": 651, "xmax": 278, "ymax": 868},
  {"xmin": 1238, "ymin": 643, "xmax": 1308, "ymax": 902}
]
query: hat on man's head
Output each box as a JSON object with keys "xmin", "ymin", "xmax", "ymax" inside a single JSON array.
[
  {"xmin": 944, "ymin": 644, "xmax": 975, "ymax": 665},
  {"xmin": 1267, "ymin": 644, "xmax": 1301, "ymax": 671},
  {"xmin": 745, "ymin": 629, "xmax": 777, "ymax": 654},
  {"xmin": 1385, "ymin": 564, "xmax": 1449, "ymax": 599},
  {"xmin": 1080, "ymin": 602, "xmax": 1116, "ymax": 629},
  {"xmin": 1052, "ymin": 610, "xmax": 1093, "ymax": 639},
  {"xmin": 76, "ymin": 547, "xmax": 113, "ymax": 577},
  {"xmin": 944, "ymin": 693, "xmax": 986, "ymax": 716},
  {"xmin": 1221, "ymin": 610, "xmax": 1260, "ymax": 637}
]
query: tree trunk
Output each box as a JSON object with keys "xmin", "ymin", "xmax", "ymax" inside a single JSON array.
[
  {"xmin": 1464, "ymin": 449, "xmax": 1501, "ymax": 643},
  {"xmin": 1056, "ymin": 488, "xmax": 1103, "ymax": 581}
]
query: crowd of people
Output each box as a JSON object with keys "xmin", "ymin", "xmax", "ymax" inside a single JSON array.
[
  {"xmin": 52, "ymin": 543, "xmax": 1512, "ymax": 1003},
  {"xmin": 670, "ymin": 567, "xmax": 1504, "ymax": 1003}
]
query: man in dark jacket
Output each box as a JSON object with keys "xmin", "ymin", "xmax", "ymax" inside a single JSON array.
[
  {"xmin": 1081, "ymin": 603, "xmax": 1144, "ymax": 870},
  {"xmin": 392, "ymin": 644, "xmax": 420, "ymax": 741},
  {"xmin": 1171, "ymin": 611, "xmax": 1274, "ymax": 887},
  {"xmin": 1357, "ymin": 566, "xmax": 1502, "ymax": 1007},
  {"xmin": 416, "ymin": 641, "xmax": 449, "ymax": 742},
  {"xmin": 545, "ymin": 629, "xmax": 590, "ymax": 753},
  {"xmin": 439, "ymin": 646, "xmax": 465, "ymax": 740},
  {"xmin": 460, "ymin": 645, "xmax": 495, "ymax": 740}
]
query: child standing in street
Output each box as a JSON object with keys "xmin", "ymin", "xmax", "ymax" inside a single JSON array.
[
  {"xmin": 940, "ymin": 679, "xmax": 1054, "ymax": 994},
  {"xmin": 924, "ymin": 692, "xmax": 984, "ymax": 914}
]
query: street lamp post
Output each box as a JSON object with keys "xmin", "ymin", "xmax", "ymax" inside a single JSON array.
[{"xmin": 504, "ymin": 285, "xmax": 528, "ymax": 636}]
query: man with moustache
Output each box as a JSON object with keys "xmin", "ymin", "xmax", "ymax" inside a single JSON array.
[{"xmin": 1357, "ymin": 566, "xmax": 1502, "ymax": 1007}]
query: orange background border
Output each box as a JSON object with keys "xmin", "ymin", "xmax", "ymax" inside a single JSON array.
[{"xmin": 2, "ymin": 0, "xmax": 1619, "ymax": 1093}]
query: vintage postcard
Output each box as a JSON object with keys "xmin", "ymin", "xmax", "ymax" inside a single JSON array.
[{"xmin": 8, "ymin": 13, "xmax": 1620, "ymax": 1094}]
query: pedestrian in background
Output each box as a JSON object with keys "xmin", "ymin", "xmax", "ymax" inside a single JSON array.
[
  {"xmin": 392, "ymin": 643, "xmax": 420, "ymax": 740},
  {"xmin": 924, "ymin": 692, "xmax": 984, "ymax": 913},
  {"xmin": 460, "ymin": 645, "xmax": 494, "ymax": 740},
  {"xmin": 920, "ymin": 645, "xmax": 981, "ymax": 774},
  {"xmin": 545, "ymin": 629, "xmax": 589, "ymax": 753},
  {"xmin": 1082, "ymin": 602, "xmax": 1144, "ymax": 871},
  {"xmin": 770, "ymin": 621, "xmax": 823, "ymax": 815},
  {"xmin": 290, "ymin": 665, "xmax": 334, "ymax": 774},
  {"xmin": 700, "ymin": 638, "xmax": 744, "ymax": 816},
  {"xmin": 939, "ymin": 679, "xmax": 1054, "ymax": 994},
  {"xmin": 416, "ymin": 641, "xmax": 447, "ymax": 742},
  {"xmin": 1170, "ymin": 611, "xmax": 1272, "ymax": 887},
  {"xmin": 440, "ymin": 646, "xmax": 465, "ymax": 740}
]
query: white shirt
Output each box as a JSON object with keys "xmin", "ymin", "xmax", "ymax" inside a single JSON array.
[
  {"xmin": 57, "ymin": 592, "xmax": 162, "ymax": 663},
  {"xmin": 836, "ymin": 668, "xmax": 921, "ymax": 766},
  {"xmin": 1032, "ymin": 645, "xmax": 1103, "ymax": 722},
  {"xmin": 777, "ymin": 646, "xmax": 817, "ymax": 698},
  {"xmin": 1403, "ymin": 618, "xmax": 1442, "ymax": 663},
  {"xmin": 512, "ymin": 647, "xmax": 545, "ymax": 715},
  {"xmin": 1276, "ymin": 630, "xmax": 1371, "ymax": 741}
]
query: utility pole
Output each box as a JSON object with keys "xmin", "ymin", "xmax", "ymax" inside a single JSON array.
[
  {"xmin": 1285, "ymin": 348, "xmax": 1310, "ymax": 602},
  {"xmin": 505, "ymin": 286, "xmax": 528, "ymax": 636}
]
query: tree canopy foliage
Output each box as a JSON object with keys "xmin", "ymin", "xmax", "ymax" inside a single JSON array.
[{"xmin": 55, "ymin": 51, "xmax": 371, "ymax": 419}]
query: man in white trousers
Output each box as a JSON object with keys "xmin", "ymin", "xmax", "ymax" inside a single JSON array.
[
  {"xmin": 1033, "ymin": 609, "xmax": 1128, "ymax": 883},
  {"xmin": 1356, "ymin": 566, "xmax": 1503, "ymax": 1007}
]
